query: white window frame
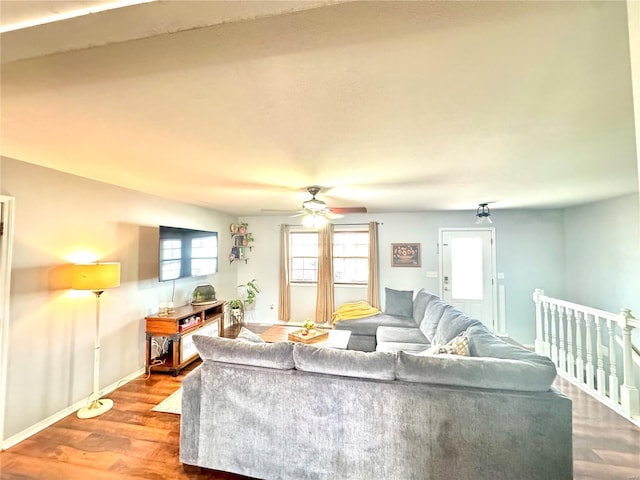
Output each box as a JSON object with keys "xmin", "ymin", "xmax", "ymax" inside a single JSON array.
[{"xmin": 289, "ymin": 227, "xmax": 369, "ymax": 285}]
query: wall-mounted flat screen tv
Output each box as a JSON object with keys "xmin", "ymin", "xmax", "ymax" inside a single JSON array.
[{"xmin": 159, "ymin": 225, "xmax": 218, "ymax": 282}]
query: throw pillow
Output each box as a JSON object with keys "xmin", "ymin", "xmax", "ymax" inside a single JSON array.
[
  {"xmin": 418, "ymin": 330, "xmax": 469, "ymax": 356},
  {"xmin": 235, "ymin": 327, "xmax": 265, "ymax": 344},
  {"xmin": 384, "ymin": 287, "xmax": 413, "ymax": 318}
]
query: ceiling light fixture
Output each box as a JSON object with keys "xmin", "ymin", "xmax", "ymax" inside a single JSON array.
[
  {"xmin": 302, "ymin": 213, "xmax": 328, "ymax": 228},
  {"xmin": 302, "ymin": 198, "xmax": 327, "ymax": 212},
  {"xmin": 301, "ymin": 186, "xmax": 327, "ymax": 212},
  {"xmin": 475, "ymin": 203, "xmax": 493, "ymax": 224}
]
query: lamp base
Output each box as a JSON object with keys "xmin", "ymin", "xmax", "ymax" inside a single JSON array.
[{"xmin": 77, "ymin": 398, "xmax": 114, "ymax": 419}]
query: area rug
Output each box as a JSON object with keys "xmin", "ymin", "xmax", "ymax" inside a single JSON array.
[{"xmin": 152, "ymin": 388, "xmax": 182, "ymax": 414}]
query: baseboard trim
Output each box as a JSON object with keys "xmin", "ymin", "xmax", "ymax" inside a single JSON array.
[{"xmin": 1, "ymin": 367, "xmax": 145, "ymax": 451}]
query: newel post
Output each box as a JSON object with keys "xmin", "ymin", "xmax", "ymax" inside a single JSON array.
[
  {"xmin": 533, "ymin": 289, "xmax": 545, "ymax": 355},
  {"xmin": 618, "ymin": 308, "xmax": 639, "ymax": 418}
]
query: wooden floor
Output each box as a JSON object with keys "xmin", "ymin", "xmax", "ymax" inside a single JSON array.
[{"xmin": 1, "ymin": 324, "xmax": 639, "ymax": 479}]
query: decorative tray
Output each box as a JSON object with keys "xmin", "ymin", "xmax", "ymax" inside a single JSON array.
[{"xmin": 287, "ymin": 328, "xmax": 329, "ymax": 343}]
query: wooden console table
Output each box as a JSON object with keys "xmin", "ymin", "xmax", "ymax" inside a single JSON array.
[{"xmin": 145, "ymin": 301, "xmax": 225, "ymax": 375}]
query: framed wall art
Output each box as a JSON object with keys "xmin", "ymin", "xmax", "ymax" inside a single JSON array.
[{"xmin": 391, "ymin": 243, "xmax": 421, "ymax": 267}]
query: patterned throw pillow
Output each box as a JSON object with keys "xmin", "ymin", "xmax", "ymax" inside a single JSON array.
[{"xmin": 419, "ymin": 330, "xmax": 469, "ymax": 356}]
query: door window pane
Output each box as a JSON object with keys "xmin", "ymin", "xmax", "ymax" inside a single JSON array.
[{"xmin": 451, "ymin": 237, "xmax": 483, "ymax": 300}]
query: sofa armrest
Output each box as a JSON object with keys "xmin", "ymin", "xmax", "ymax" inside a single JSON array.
[{"xmin": 180, "ymin": 365, "xmax": 202, "ymax": 465}]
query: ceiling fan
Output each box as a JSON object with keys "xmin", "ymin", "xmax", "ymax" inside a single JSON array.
[
  {"xmin": 293, "ymin": 186, "xmax": 367, "ymax": 220},
  {"xmin": 260, "ymin": 185, "xmax": 367, "ymax": 222}
]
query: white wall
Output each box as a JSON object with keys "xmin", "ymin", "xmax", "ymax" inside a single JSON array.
[
  {"xmin": 241, "ymin": 208, "xmax": 566, "ymax": 345},
  {"xmin": 564, "ymin": 193, "xmax": 640, "ymax": 314},
  {"xmin": 1, "ymin": 157, "xmax": 237, "ymax": 440}
]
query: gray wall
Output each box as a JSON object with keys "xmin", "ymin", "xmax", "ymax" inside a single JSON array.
[
  {"xmin": 1, "ymin": 157, "xmax": 238, "ymax": 440},
  {"xmin": 564, "ymin": 193, "xmax": 640, "ymax": 314}
]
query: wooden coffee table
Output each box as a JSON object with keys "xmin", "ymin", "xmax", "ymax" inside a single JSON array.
[{"xmin": 259, "ymin": 325, "xmax": 351, "ymax": 350}]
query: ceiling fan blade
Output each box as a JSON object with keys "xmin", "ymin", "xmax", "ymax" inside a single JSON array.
[
  {"xmin": 330, "ymin": 207, "xmax": 367, "ymax": 214},
  {"xmin": 326, "ymin": 212, "xmax": 344, "ymax": 220}
]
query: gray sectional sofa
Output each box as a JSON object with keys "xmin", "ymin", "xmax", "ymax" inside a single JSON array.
[
  {"xmin": 180, "ymin": 289, "xmax": 573, "ymax": 480},
  {"xmin": 334, "ymin": 287, "xmax": 422, "ymax": 351}
]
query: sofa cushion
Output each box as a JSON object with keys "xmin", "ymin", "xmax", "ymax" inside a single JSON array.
[
  {"xmin": 193, "ymin": 335, "xmax": 294, "ymax": 370},
  {"xmin": 334, "ymin": 313, "xmax": 417, "ymax": 336},
  {"xmin": 467, "ymin": 323, "xmax": 553, "ymax": 364},
  {"xmin": 419, "ymin": 297, "xmax": 450, "ymax": 341},
  {"xmin": 411, "ymin": 289, "xmax": 430, "ymax": 324},
  {"xmin": 293, "ymin": 343, "xmax": 395, "ymax": 380},
  {"xmin": 419, "ymin": 330, "xmax": 469, "ymax": 356},
  {"xmin": 384, "ymin": 287, "xmax": 413, "ymax": 318},
  {"xmin": 433, "ymin": 305, "xmax": 483, "ymax": 345},
  {"xmin": 376, "ymin": 341, "xmax": 431, "ymax": 354},
  {"xmin": 235, "ymin": 327, "xmax": 265, "ymax": 344},
  {"xmin": 395, "ymin": 351, "xmax": 557, "ymax": 392},
  {"xmin": 377, "ymin": 326, "xmax": 429, "ymax": 345}
]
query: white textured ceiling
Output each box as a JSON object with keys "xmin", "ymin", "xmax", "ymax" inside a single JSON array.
[{"xmin": 1, "ymin": 0, "xmax": 637, "ymax": 215}]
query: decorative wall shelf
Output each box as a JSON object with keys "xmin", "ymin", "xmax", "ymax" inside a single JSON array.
[{"xmin": 229, "ymin": 223, "xmax": 253, "ymax": 263}]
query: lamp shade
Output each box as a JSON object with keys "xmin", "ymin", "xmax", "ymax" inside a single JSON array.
[{"xmin": 72, "ymin": 262, "xmax": 121, "ymax": 291}]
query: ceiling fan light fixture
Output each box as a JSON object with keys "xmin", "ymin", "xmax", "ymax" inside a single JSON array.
[
  {"xmin": 302, "ymin": 213, "xmax": 327, "ymax": 228},
  {"xmin": 302, "ymin": 198, "xmax": 327, "ymax": 211},
  {"xmin": 475, "ymin": 203, "xmax": 493, "ymax": 224}
]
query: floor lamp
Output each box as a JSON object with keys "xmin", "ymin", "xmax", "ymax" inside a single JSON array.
[{"xmin": 71, "ymin": 262, "xmax": 121, "ymax": 419}]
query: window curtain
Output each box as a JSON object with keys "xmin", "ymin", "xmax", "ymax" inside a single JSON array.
[
  {"xmin": 367, "ymin": 221, "xmax": 380, "ymax": 309},
  {"xmin": 315, "ymin": 224, "xmax": 334, "ymax": 324},
  {"xmin": 278, "ymin": 224, "xmax": 291, "ymax": 322}
]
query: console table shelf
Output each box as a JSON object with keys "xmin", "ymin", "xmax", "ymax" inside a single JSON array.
[{"xmin": 145, "ymin": 300, "xmax": 225, "ymax": 376}]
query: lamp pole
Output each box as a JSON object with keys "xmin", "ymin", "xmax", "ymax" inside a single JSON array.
[{"xmin": 77, "ymin": 289, "xmax": 113, "ymax": 418}]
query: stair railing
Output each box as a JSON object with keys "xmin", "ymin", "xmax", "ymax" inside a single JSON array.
[{"xmin": 533, "ymin": 289, "xmax": 640, "ymax": 423}]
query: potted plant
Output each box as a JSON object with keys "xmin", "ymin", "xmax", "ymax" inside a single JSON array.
[
  {"xmin": 227, "ymin": 299, "xmax": 244, "ymax": 320},
  {"xmin": 239, "ymin": 222, "xmax": 248, "ymax": 234},
  {"xmin": 238, "ymin": 279, "xmax": 260, "ymax": 307},
  {"xmin": 244, "ymin": 232, "xmax": 254, "ymax": 244}
]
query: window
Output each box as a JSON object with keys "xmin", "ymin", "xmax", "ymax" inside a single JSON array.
[
  {"xmin": 290, "ymin": 232, "xmax": 318, "ymax": 282},
  {"xmin": 290, "ymin": 229, "xmax": 368, "ymax": 285},
  {"xmin": 333, "ymin": 231, "xmax": 368, "ymax": 284}
]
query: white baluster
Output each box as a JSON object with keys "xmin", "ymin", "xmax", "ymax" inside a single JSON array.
[
  {"xmin": 575, "ymin": 311, "xmax": 584, "ymax": 382},
  {"xmin": 607, "ymin": 317, "xmax": 619, "ymax": 405},
  {"xmin": 585, "ymin": 314, "xmax": 594, "ymax": 390},
  {"xmin": 543, "ymin": 300, "xmax": 551, "ymax": 358},
  {"xmin": 619, "ymin": 308, "xmax": 639, "ymax": 418},
  {"xmin": 595, "ymin": 316, "xmax": 607, "ymax": 397},
  {"xmin": 566, "ymin": 308, "xmax": 575, "ymax": 378},
  {"xmin": 550, "ymin": 304, "xmax": 558, "ymax": 366},
  {"xmin": 534, "ymin": 289, "xmax": 545, "ymax": 355},
  {"xmin": 558, "ymin": 306, "xmax": 566, "ymax": 373}
]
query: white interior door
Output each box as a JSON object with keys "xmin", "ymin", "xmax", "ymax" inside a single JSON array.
[{"xmin": 439, "ymin": 228, "xmax": 497, "ymax": 331}]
